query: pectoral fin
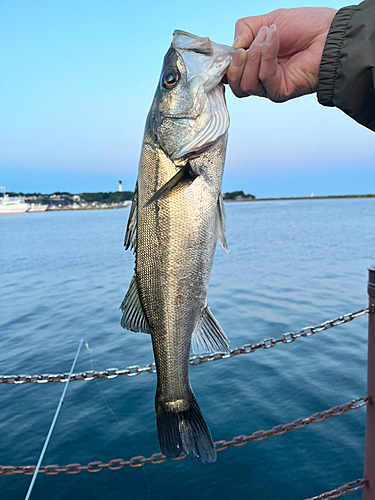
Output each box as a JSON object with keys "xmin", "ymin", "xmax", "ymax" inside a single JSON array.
[
  {"xmin": 191, "ymin": 306, "xmax": 229, "ymax": 354},
  {"xmin": 143, "ymin": 163, "xmax": 197, "ymax": 208},
  {"xmin": 124, "ymin": 183, "xmax": 138, "ymax": 252},
  {"xmin": 120, "ymin": 274, "xmax": 152, "ymax": 334}
]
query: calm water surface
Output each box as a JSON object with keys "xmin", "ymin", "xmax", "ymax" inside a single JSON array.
[{"xmin": 1, "ymin": 198, "xmax": 374, "ymax": 500}]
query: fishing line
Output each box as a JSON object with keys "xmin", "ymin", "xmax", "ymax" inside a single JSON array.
[
  {"xmin": 24, "ymin": 338, "xmax": 84, "ymax": 500},
  {"xmin": 86, "ymin": 341, "xmax": 151, "ymax": 500}
]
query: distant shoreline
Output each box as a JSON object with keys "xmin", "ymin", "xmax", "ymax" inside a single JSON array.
[
  {"xmin": 47, "ymin": 204, "xmax": 128, "ymax": 211},
  {"xmin": 46, "ymin": 203, "xmax": 131, "ymax": 212},
  {"xmin": 5, "ymin": 193, "xmax": 374, "ymax": 213},
  {"xmin": 41, "ymin": 193, "xmax": 375, "ymax": 211},
  {"xmin": 225, "ymin": 194, "xmax": 375, "ymax": 202}
]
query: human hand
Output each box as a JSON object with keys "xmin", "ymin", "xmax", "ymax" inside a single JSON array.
[{"xmin": 226, "ymin": 8, "xmax": 337, "ymax": 102}]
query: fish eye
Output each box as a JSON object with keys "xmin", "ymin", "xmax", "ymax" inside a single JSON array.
[{"xmin": 162, "ymin": 70, "xmax": 179, "ymax": 89}]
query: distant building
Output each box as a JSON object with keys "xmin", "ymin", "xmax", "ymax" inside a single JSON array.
[{"xmin": 118, "ymin": 179, "xmax": 123, "ymax": 192}]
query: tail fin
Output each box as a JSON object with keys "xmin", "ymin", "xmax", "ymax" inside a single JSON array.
[{"xmin": 155, "ymin": 392, "xmax": 216, "ymax": 464}]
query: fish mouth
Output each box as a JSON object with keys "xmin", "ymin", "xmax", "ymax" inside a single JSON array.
[
  {"xmin": 172, "ymin": 30, "xmax": 235, "ymax": 92},
  {"xmin": 171, "ymin": 82, "xmax": 229, "ymax": 159},
  {"xmin": 172, "ymin": 30, "xmax": 215, "ymax": 56}
]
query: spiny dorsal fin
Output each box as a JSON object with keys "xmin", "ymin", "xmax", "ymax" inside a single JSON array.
[
  {"xmin": 143, "ymin": 163, "xmax": 197, "ymax": 208},
  {"xmin": 120, "ymin": 274, "xmax": 152, "ymax": 334},
  {"xmin": 191, "ymin": 306, "xmax": 229, "ymax": 354},
  {"xmin": 217, "ymin": 194, "xmax": 228, "ymax": 252},
  {"xmin": 124, "ymin": 183, "xmax": 138, "ymax": 252}
]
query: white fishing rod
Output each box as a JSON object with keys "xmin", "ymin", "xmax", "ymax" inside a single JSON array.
[{"xmin": 24, "ymin": 338, "xmax": 84, "ymax": 500}]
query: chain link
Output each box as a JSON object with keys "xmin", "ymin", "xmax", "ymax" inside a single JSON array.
[
  {"xmin": 0, "ymin": 308, "xmax": 368, "ymax": 385},
  {"xmin": 0, "ymin": 364, "xmax": 157, "ymax": 385},
  {"xmin": 0, "ymin": 396, "xmax": 367, "ymax": 476},
  {"xmin": 305, "ymin": 478, "xmax": 368, "ymax": 499},
  {"xmin": 213, "ymin": 396, "xmax": 368, "ymax": 449}
]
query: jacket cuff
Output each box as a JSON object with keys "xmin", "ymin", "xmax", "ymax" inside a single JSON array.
[{"xmin": 317, "ymin": 6, "xmax": 357, "ymax": 106}]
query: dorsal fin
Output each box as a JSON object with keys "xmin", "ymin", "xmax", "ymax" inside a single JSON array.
[
  {"xmin": 124, "ymin": 183, "xmax": 138, "ymax": 252},
  {"xmin": 217, "ymin": 194, "xmax": 228, "ymax": 252}
]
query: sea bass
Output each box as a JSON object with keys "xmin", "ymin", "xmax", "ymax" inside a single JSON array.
[{"xmin": 121, "ymin": 31, "xmax": 235, "ymax": 463}]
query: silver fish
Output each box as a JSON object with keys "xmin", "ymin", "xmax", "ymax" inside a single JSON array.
[{"xmin": 121, "ymin": 30, "xmax": 235, "ymax": 463}]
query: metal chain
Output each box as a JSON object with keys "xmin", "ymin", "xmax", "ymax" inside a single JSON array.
[
  {"xmin": 305, "ymin": 478, "xmax": 368, "ymax": 499},
  {"xmin": 0, "ymin": 366, "xmax": 156, "ymax": 385},
  {"xmin": 0, "ymin": 308, "xmax": 368, "ymax": 385},
  {"xmin": 189, "ymin": 307, "xmax": 369, "ymax": 367},
  {"xmin": 0, "ymin": 396, "xmax": 367, "ymax": 476},
  {"xmin": 213, "ymin": 396, "xmax": 368, "ymax": 450}
]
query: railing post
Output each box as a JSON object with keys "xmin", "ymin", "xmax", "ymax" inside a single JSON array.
[{"xmin": 364, "ymin": 267, "xmax": 375, "ymax": 499}]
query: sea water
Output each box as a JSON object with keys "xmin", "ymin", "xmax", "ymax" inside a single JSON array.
[{"xmin": 1, "ymin": 198, "xmax": 374, "ymax": 500}]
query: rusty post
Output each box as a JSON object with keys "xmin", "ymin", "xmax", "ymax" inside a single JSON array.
[{"xmin": 364, "ymin": 267, "xmax": 375, "ymax": 499}]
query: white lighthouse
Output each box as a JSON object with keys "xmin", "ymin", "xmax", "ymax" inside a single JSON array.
[{"xmin": 118, "ymin": 179, "xmax": 123, "ymax": 192}]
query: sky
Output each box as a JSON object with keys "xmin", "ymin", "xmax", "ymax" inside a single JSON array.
[{"xmin": 1, "ymin": 0, "xmax": 374, "ymax": 198}]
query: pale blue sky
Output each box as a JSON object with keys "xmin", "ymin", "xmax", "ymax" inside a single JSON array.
[{"xmin": 1, "ymin": 0, "xmax": 374, "ymax": 197}]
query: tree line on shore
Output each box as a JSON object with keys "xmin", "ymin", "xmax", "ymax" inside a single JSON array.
[{"xmin": 6, "ymin": 190, "xmax": 256, "ymax": 204}]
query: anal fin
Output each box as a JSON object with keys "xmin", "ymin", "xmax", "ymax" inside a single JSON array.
[
  {"xmin": 120, "ymin": 274, "xmax": 152, "ymax": 334},
  {"xmin": 191, "ymin": 306, "xmax": 229, "ymax": 354}
]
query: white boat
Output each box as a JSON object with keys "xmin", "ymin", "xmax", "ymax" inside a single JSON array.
[
  {"xmin": 27, "ymin": 203, "xmax": 49, "ymax": 213},
  {"xmin": 0, "ymin": 187, "xmax": 30, "ymax": 214}
]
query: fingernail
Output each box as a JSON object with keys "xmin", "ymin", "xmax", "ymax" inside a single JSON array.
[
  {"xmin": 233, "ymin": 35, "xmax": 242, "ymax": 49},
  {"xmin": 265, "ymin": 24, "xmax": 277, "ymax": 44},
  {"xmin": 233, "ymin": 25, "xmax": 242, "ymax": 42},
  {"xmin": 254, "ymin": 26, "xmax": 268, "ymax": 45},
  {"xmin": 232, "ymin": 49, "xmax": 245, "ymax": 68}
]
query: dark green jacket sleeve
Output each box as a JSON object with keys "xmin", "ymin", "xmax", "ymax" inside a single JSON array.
[{"xmin": 317, "ymin": 0, "xmax": 375, "ymax": 131}]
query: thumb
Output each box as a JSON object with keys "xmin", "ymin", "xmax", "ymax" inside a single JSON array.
[
  {"xmin": 233, "ymin": 15, "xmax": 272, "ymax": 49},
  {"xmin": 233, "ymin": 18, "xmax": 258, "ymax": 49}
]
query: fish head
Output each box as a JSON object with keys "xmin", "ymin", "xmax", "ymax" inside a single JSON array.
[{"xmin": 150, "ymin": 30, "xmax": 235, "ymax": 160}]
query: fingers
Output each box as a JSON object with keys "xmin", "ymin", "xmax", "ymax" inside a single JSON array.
[
  {"xmin": 233, "ymin": 16, "xmax": 268, "ymax": 49},
  {"xmin": 227, "ymin": 26, "xmax": 269, "ymax": 98},
  {"xmin": 259, "ymin": 24, "xmax": 283, "ymax": 100},
  {"xmin": 240, "ymin": 26, "xmax": 268, "ymax": 95},
  {"xmin": 226, "ymin": 49, "xmax": 248, "ymax": 97},
  {"xmin": 233, "ymin": 19, "xmax": 255, "ymax": 50},
  {"xmin": 227, "ymin": 24, "xmax": 284, "ymax": 101},
  {"xmin": 228, "ymin": 8, "xmax": 338, "ymax": 102}
]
